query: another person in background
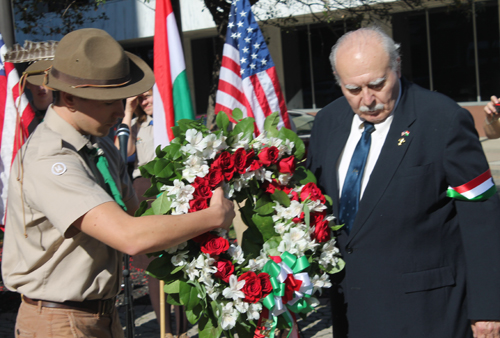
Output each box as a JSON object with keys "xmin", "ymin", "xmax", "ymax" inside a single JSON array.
[
  {"xmin": 306, "ymin": 26, "xmax": 500, "ymax": 338},
  {"xmin": 117, "ymin": 90, "xmax": 189, "ymax": 338},
  {"xmin": 483, "ymin": 95, "xmax": 500, "ymax": 139},
  {"xmin": 25, "ymin": 72, "xmax": 53, "ymax": 133}
]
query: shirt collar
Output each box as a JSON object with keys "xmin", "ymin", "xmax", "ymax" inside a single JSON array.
[{"xmin": 44, "ymin": 105, "xmax": 92, "ymax": 152}]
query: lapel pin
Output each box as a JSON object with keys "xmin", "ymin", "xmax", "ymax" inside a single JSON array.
[
  {"xmin": 398, "ymin": 138, "xmax": 406, "ymax": 146},
  {"xmin": 401, "ymin": 130, "xmax": 410, "ymax": 137}
]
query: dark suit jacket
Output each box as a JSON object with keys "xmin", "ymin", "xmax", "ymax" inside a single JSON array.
[{"xmin": 307, "ymin": 78, "xmax": 500, "ymax": 338}]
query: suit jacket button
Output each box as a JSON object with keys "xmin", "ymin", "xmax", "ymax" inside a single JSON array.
[{"xmin": 346, "ymin": 247, "xmax": 353, "ymax": 254}]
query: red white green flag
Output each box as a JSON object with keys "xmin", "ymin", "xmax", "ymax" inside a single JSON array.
[
  {"xmin": 153, "ymin": 0, "xmax": 194, "ymax": 149},
  {"xmin": 447, "ymin": 169, "xmax": 497, "ymax": 201}
]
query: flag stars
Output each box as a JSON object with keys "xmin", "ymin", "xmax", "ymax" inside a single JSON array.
[
  {"xmin": 244, "ymin": 37, "xmax": 251, "ymax": 43},
  {"xmin": 237, "ymin": 21, "xmax": 244, "ymax": 28},
  {"xmin": 253, "ymin": 42, "xmax": 260, "ymax": 49},
  {"xmin": 250, "ymin": 63, "xmax": 256, "ymax": 69},
  {"xmin": 236, "ymin": 32, "xmax": 242, "ymax": 39},
  {"xmin": 261, "ymin": 59, "xmax": 268, "ymax": 65},
  {"xmin": 240, "ymin": 57, "xmax": 247, "ymax": 64},
  {"xmin": 240, "ymin": 68, "xmax": 245, "ymax": 75},
  {"xmin": 228, "ymin": 22, "xmax": 235, "ymax": 29},
  {"xmin": 240, "ymin": 10, "xmax": 247, "ymax": 17},
  {"xmin": 247, "ymin": 27, "xmax": 254, "ymax": 33},
  {"xmin": 251, "ymin": 53, "xmax": 258, "ymax": 59},
  {"xmin": 231, "ymin": 32, "xmax": 238, "ymax": 39},
  {"xmin": 242, "ymin": 47, "xmax": 249, "ymax": 53}
]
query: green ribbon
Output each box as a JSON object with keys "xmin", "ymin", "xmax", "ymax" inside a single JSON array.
[{"xmin": 85, "ymin": 144, "xmax": 127, "ymax": 211}]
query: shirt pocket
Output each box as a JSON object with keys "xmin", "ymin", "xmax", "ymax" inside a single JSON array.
[{"xmin": 402, "ymin": 266, "xmax": 455, "ymax": 293}]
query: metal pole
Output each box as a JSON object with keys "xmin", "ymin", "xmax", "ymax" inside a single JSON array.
[
  {"xmin": 472, "ymin": 0, "xmax": 481, "ymax": 101},
  {"xmin": 0, "ymin": 0, "xmax": 15, "ymax": 48},
  {"xmin": 425, "ymin": 9, "xmax": 434, "ymax": 91},
  {"xmin": 307, "ymin": 24, "xmax": 316, "ymax": 109}
]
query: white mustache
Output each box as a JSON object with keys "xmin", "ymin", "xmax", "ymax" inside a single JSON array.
[{"xmin": 360, "ymin": 104, "xmax": 385, "ymax": 112}]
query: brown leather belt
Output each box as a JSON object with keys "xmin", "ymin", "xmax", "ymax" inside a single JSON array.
[{"xmin": 22, "ymin": 295, "xmax": 116, "ymax": 315}]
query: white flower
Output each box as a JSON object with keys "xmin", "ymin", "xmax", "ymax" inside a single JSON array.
[
  {"xmin": 171, "ymin": 200, "xmax": 190, "ymax": 215},
  {"xmin": 185, "ymin": 259, "xmax": 200, "ymax": 281},
  {"xmin": 171, "ymin": 250, "xmax": 189, "ymax": 266},
  {"xmin": 234, "ymin": 299, "xmax": 249, "ymax": 313},
  {"xmin": 205, "ymin": 278, "xmax": 221, "ymax": 300},
  {"xmin": 312, "ymin": 273, "xmax": 332, "ymax": 295},
  {"xmin": 278, "ymin": 233, "xmax": 293, "ymax": 253},
  {"xmin": 293, "ymin": 238, "xmax": 310, "ymax": 255},
  {"xmin": 273, "ymin": 200, "xmax": 303, "ymax": 222},
  {"xmin": 165, "ymin": 241, "xmax": 188, "ymax": 254},
  {"xmin": 306, "ymin": 199, "xmax": 327, "ymax": 213},
  {"xmin": 182, "ymin": 155, "xmax": 209, "ymax": 183},
  {"xmin": 222, "ymin": 182, "xmax": 234, "ymax": 199},
  {"xmin": 232, "ymin": 132, "xmax": 251, "ymax": 150},
  {"xmin": 274, "ymin": 222, "xmax": 287, "ymax": 235},
  {"xmin": 163, "ymin": 179, "xmax": 194, "ymax": 201},
  {"xmin": 221, "ymin": 302, "xmax": 239, "ymax": 330},
  {"xmin": 201, "ymin": 133, "xmax": 226, "ymax": 159},
  {"xmin": 222, "ymin": 275, "xmax": 246, "ymax": 301},
  {"xmin": 252, "ymin": 132, "xmax": 270, "ymax": 150},
  {"xmin": 247, "ymin": 303, "xmax": 262, "ymax": 321},
  {"xmin": 278, "ymin": 173, "xmax": 292, "ymax": 186},
  {"xmin": 228, "ymin": 245, "xmax": 245, "ymax": 264},
  {"xmin": 185, "ymin": 129, "xmax": 205, "ymax": 152}
]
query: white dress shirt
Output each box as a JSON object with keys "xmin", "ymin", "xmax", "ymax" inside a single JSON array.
[{"xmin": 338, "ymin": 80, "xmax": 402, "ymax": 199}]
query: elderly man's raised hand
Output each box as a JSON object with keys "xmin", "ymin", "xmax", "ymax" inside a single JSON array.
[{"xmin": 472, "ymin": 320, "xmax": 500, "ymax": 338}]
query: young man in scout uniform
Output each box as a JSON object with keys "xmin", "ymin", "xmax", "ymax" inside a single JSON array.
[{"xmin": 1, "ymin": 28, "xmax": 235, "ymax": 338}]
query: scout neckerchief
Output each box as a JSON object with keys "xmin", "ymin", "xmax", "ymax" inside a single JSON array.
[{"xmin": 84, "ymin": 141, "xmax": 127, "ymax": 211}]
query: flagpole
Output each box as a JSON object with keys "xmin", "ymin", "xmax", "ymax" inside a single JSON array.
[
  {"xmin": 160, "ymin": 280, "xmax": 165, "ymax": 338},
  {"xmin": 0, "ymin": 0, "xmax": 15, "ymax": 48}
]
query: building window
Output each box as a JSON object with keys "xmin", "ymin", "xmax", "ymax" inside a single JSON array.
[{"xmin": 393, "ymin": 0, "xmax": 499, "ymax": 102}]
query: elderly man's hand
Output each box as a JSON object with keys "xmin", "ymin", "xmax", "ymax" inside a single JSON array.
[{"xmin": 471, "ymin": 320, "xmax": 500, "ymax": 338}]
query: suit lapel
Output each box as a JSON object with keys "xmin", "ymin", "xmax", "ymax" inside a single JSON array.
[{"xmin": 347, "ymin": 79, "xmax": 417, "ymax": 242}]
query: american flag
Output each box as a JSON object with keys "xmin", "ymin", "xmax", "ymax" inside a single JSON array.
[
  {"xmin": 215, "ymin": 0, "xmax": 291, "ymax": 133},
  {"xmin": 0, "ymin": 34, "xmax": 35, "ymax": 229}
]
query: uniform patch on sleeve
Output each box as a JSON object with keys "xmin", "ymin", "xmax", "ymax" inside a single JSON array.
[
  {"xmin": 51, "ymin": 162, "xmax": 67, "ymax": 176},
  {"xmin": 447, "ymin": 169, "xmax": 496, "ymax": 201}
]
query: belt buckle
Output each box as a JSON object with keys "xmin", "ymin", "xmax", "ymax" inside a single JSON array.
[{"xmin": 99, "ymin": 298, "xmax": 115, "ymax": 315}]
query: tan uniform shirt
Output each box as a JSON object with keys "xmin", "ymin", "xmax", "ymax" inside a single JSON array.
[
  {"xmin": 131, "ymin": 115, "xmax": 155, "ymax": 179},
  {"xmin": 1, "ymin": 106, "xmax": 138, "ymax": 302}
]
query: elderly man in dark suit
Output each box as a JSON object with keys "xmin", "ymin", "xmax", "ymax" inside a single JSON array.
[{"xmin": 306, "ymin": 26, "xmax": 500, "ymax": 338}]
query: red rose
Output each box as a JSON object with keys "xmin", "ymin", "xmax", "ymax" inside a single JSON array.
[
  {"xmin": 189, "ymin": 198, "xmax": 208, "ymax": 212},
  {"xmin": 200, "ymin": 235, "xmax": 230, "ymax": 256},
  {"xmin": 290, "ymin": 191, "xmax": 299, "ymax": 201},
  {"xmin": 248, "ymin": 159, "xmax": 263, "ymax": 171},
  {"xmin": 245, "ymin": 150, "xmax": 256, "ymax": 167},
  {"xmin": 212, "ymin": 152, "xmax": 236, "ymax": 181},
  {"xmin": 312, "ymin": 219, "xmax": 331, "ymax": 243},
  {"xmin": 263, "ymin": 180, "xmax": 281, "ymax": 194},
  {"xmin": 300, "ymin": 182, "xmax": 326, "ymax": 204},
  {"xmin": 258, "ymin": 146, "xmax": 279, "ymax": 167},
  {"xmin": 233, "ymin": 148, "xmax": 248, "ymax": 174},
  {"xmin": 278, "ymin": 156, "xmax": 296, "ymax": 174},
  {"xmin": 292, "ymin": 211, "xmax": 305, "ymax": 224},
  {"xmin": 258, "ymin": 273, "xmax": 273, "ymax": 298},
  {"xmin": 207, "ymin": 169, "xmax": 224, "ymax": 188},
  {"xmin": 213, "ymin": 258, "xmax": 234, "ymax": 283},
  {"xmin": 192, "ymin": 177, "xmax": 212, "ymax": 200},
  {"xmin": 310, "ymin": 211, "xmax": 327, "ymax": 227},
  {"xmin": 238, "ymin": 271, "xmax": 263, "ymax": 303}
]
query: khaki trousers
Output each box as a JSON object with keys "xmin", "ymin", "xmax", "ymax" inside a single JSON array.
[{"xmin": 15, "ymin": 300, "xmax": 124, "ymax": 338}]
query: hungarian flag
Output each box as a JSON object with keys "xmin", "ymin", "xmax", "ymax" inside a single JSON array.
[
  {"xmin": 447, "ymin": 169, "xmax": 497, "ymax": 201},
  {"xmin": 153, "ymin": 0, "xmax": 195, "ymax": 149},
  {"xmin": 214, "ymin": 0, "xmax": 291, "ymax": 134},
  {"xmin": 0, "ymin": 34, "xmax": 35, "ymax": 229}
]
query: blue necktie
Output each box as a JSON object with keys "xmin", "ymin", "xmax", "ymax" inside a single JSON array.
[{"xmin": 339, "ymin": 122, "xmax": 375, "ymax": 234}]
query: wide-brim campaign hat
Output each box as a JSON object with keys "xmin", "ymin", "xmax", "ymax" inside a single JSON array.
[{"xmin": 25, "ymin": 28, "xmax": 154, "ymax": 100}]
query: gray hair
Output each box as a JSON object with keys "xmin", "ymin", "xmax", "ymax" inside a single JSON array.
[{"xmin": 330, "ymin": 26, "xmax": 401, "ymax": 85}]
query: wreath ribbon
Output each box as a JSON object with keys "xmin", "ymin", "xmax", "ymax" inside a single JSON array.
[{"xmin": 258, "ymin": 252, "xmax": 315, "ymax": 338}]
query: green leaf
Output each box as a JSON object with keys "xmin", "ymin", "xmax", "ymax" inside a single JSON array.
[
  {"xmin": 271, "ymin": 189, "xmax": 291, "ymax": 207},
  {"xmin": 264, "ymin": 112, "xmax": 280, "ymax": 134},
  {"xmin": 304, "ymin": 203, "xmax": 310, "ymax": 227},
  {"xmin": 172, "ymin": 126, "xmax": 182, "ymax": 138},
  {"xmin": 322, "ymin": 257, "xmax": 346, "ymax": 274},
  {"xmin": 146, "ymin": 255, "xmax": 174, "ymax": 279},
  {"xmin": 154, "ymin": 158, "xmax": 172, "ymax": 178},
  {"xmin": 179, "ymin": 280, "xmax": 201, "ymax": 310},
  {"xmin": 164, "ymin": 279, "xmax": 180, "ymax": 294},
  {"xmin": 141, "ymin": 207, "xmax": 155, "ymax": 216},
  {"xmin": 198, "ymin": 312, "xmax": 222, "ymax": 338},
  {"xmin": 330, "ymin": 223, "xmax": 344, "ymax": 231},
  {"xmin": 252, "ymin": 214, "xmax": 277, "ymax": 241},
  {"xmin": 166, "ymin": 293, "xmax": 182, "ymax": 306},
  {"xmin": 240, "ymin": 202, "xmax": 265, "ymax": 260},
  {"xmin": 278, "ymin": 127, "xmax": 305, "ymax": 161},
  {"xmin": 216, "ymin": 111, "xmax": 230, "ymax": 135},
  {"xmin": 155, "ymin": 144, "xmax": 166, "ymax": 158},
  {"xmin": 167, "ymin": 143, "xmax": 183, "ymax": 161},
  {"xmin": 293, "ymin": 166, "xmax": 317, "ymax": 185},
  {"xmin": 151, "ymin": 193, "xmax": 172, "ymax": 215},
  {"xmin": 134, "ymin": 200, "xmax": 149, "ymax": 217},
  {"xmin": 255, "ymin": 194, "xmax": 275, "ymax": 215},
  {"xmin": 264, "ymin": 235, "xmax": 281, "ymax": 256},
  {"xmin": 325, "ymin": 194, "xmax": 333, "ymax": 207},
  {"xmin": 232, "ymin": 117, "xmax": 255, "ymax": 141},
  {"xmin": 140, "ymin": 160, "xmax": 156, "ymax": 177},
  {"xmin": 230, "ymin": 108, "xmax": 244, "ymax": 122},
  {"xmin": 186, "ymin": 303, "xmax": 203, "ymax": 324},
  {"xmin": 234, "ymin": 320, "xmax": 256, "ymax": 338}
]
